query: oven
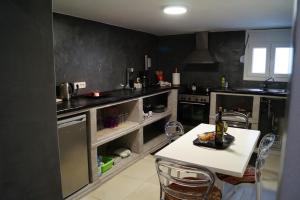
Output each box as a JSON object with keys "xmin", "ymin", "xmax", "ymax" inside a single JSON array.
[{"xmin": 178, "ymin": 94, "xmax": 210, "ymax": 132}]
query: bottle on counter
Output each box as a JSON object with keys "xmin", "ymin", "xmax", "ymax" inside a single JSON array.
[
  {"xmin": 215, "ymin": 107, "xmax": 224, "ymax": 146},
  {"xmin": 172, "ymin": 67, "xmax": 180, "ymax": 86},
  {"xmin": 221, "ymin": 76, "xmax": 226, "ymax": 88}
]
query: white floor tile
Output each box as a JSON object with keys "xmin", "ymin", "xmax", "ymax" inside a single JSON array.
[
  {"xmin": 79, "ymin": 195, "xmax": 102, "ymax": 200},
  {"xmin": 118, "ymin": 156, "xmax": 157, "ymax": 181},
  {"xmin": 123, "ymin": 182, "xmax": 160, "ymax": 200},
  {"xmin": 79, "ymin": 152, "xmax": 281, "ymax": 200},
  {"xmin": 89, "ymin": 175, "xmax": 144, "ymax": 200}
]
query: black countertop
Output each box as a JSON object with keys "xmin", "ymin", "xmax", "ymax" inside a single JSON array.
[
  {"xmin": 211, "ymin": 87, "xmax": 288, "ymax": 97},
  {"xmin": 57, "ymin": 86, "xmax": 176, "ymax": 115}
]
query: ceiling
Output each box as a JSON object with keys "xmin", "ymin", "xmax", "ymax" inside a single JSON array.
[{"xmin": 53, "ymin": 0, "xmax": 294, "ymax": 36}]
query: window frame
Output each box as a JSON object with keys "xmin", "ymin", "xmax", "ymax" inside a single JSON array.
[
  {"xmin": 244, "ymin": 42, "xmax": 271, "ymax": 80},
  {"xmin": 243, "ymin": 29, "xmax": 292, "ymax": 82},
  {"xmin": 270, "ymin": 42, "xmax": 293, "ymax": 80}
]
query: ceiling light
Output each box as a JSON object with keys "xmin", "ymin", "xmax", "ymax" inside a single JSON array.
[{"xmin": 163, "ymin": 6, "xmax": 187, "ymax": 15}]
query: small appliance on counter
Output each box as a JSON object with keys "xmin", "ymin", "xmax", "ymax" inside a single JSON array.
[{"xmin": 59, "ymin": 82, "xmax": 78, "ymax": 101}]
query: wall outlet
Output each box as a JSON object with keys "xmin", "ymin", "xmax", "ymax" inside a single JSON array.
[{"xmin": 74, "ymin": 81, "xmax": 86, "ymax": 89}]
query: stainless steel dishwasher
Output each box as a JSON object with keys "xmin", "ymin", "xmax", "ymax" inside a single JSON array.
[{"xmin": 58, "ymin": 115, "xmax": 89, "ymax": 198}]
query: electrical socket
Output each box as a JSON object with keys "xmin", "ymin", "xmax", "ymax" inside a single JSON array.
[{"xmin": 74, "ymin": 81, "xmax": 86, "ymax": 89}]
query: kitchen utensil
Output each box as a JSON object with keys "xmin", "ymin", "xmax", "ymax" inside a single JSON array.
[{"xmin": 153, "ymin": 105, "xmax": 166, "ymax": 113}]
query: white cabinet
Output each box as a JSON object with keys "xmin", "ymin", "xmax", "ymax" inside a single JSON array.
[
  {"xmin": 210, "ymin": 92, "xmax": 287, "ymax": 151},
  {"xmin": 210, "ymin": 92, "xmax": 260, "ymax": 129}
]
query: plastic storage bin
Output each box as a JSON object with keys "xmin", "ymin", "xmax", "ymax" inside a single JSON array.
[{"xmin": 101, "ymin": 156, "xmax": 113, "ymax": 173}]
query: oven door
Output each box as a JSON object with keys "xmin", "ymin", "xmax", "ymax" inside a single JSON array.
[{"xmin": 178, "ymin": 101, "xmax": 209, "ymax": 127}]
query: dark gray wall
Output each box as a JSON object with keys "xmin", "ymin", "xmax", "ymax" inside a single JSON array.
[
  {"xmin": 0, "ymin": 1, "xmax": 62, "ymax": 199},
  {"xmin": 53, "ymin": 13, "xmax": 158, "ymax": 93},
  {"xmin": 157, "ymin": 31, "xmax": 287, "ymax": 89},
  {"xmin": 278, "ymin": 0, "xmax": 300, "ymax": 199}
]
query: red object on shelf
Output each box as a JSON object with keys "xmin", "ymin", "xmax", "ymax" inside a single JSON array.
[{"xmin": 156, "ymin": 70, "xmax": 164, "ymax": 81}]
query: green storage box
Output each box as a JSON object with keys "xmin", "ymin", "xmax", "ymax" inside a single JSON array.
[{"xmin": 101, "ymin": 156, "xmax": 113, "ymax": 173}]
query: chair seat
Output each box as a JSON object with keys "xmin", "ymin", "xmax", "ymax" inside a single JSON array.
[
  {"xmin": 165, "ymin": 181, "xmax": 222, "ymax": 200},
  {"xmin": 216, "ymin": 166, "xmax": 256, "ymax": 185}
]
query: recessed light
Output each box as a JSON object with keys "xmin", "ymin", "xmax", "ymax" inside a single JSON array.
[{"xmin": 163, "ymin": 6, "xmax": 187, "ymax": 15}]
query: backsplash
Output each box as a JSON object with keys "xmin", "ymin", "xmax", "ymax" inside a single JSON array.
[
  {"xmin": 53, "ymin": 13, "xmax": 158, "ymax": 93},
  {"xmin": 53, "ymin": 14, "xmax": 287, "ymax": 92},
  {"xmin": 157, "ymin": 31, "xmax": 288, "ymax": 89}
]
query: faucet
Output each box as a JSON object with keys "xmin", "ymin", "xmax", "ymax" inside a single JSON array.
[{"xmin": 262, "ymin": 77, "xmax": 275, "ymax": 90}]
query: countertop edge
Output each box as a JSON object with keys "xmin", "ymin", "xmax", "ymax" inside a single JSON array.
[
  {"xmin": 210, "ymin": 88, "xmax": 288, "ymax": 97},
  {"xmin": 56, "ymin": 87, "xmax": 177, "ymax": 115}
]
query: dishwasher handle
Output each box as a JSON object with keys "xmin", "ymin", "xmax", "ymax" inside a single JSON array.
[{"xmin": 58, "ymin": 115, "xmax": 86, "ymax": 129}]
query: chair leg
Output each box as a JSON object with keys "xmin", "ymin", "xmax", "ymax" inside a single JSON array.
[
  {"xmin": 256, "ymin": 182, "xmax": 261, "ymax": 200},
  {"xmin": 160, "ymin": 187, "xmax": 165, "ymax": 200}
]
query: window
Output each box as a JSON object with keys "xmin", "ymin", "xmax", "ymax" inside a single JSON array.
[
  {"xmin": 243, "ymin": 29, "xmax": 292, "ymax": 82},
  {"xmin": 252, "ymin": 47, "xmax": 267, "ymax": 74},
  {"xmin": 273, "ymin": 46, "xmax": 293, "ymax": 75}
]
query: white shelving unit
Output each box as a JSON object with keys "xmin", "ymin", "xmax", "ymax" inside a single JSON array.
[
  {"xmin": 60, "ymin": 89, "xmax": 178, "ymax": 200},
  {"xmin": 95, "ymin": 152, "xmax": 140, "ymax": 182},
  {"xmin": 74, "ymin": 89, "xmax": 178, "ymax": 199},
  {"xmin": 210, "ymin": 91, "xmax": 287, "ymax": 154}
]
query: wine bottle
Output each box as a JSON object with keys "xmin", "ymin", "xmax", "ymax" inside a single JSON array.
[{"xmin": 215, "ymin": 107, "xmax": 224, "ymax": 146}]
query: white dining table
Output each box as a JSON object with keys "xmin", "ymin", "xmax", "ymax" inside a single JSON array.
[{"xmin": 155, "ymin": 123, "xmax": 260, "ymax": 177}]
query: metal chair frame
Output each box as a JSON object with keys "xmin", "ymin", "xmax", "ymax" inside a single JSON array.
[
  {"xmin": 255, "ymin": 133, "xmax": 276, "ymax": 200},
  {"xmin": 222, "ymin": 111, "xmax": 249, "ymax": 129},
  {"xmin": 165, "ymin": 121, "xmax": 185, "ymax": 144},
  {"xmin": 155, "ymin": 158, "xmax": 216, "ymax": 200}
]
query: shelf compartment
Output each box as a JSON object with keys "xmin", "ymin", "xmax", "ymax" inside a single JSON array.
[
  {"xmin": 93, "ymin": 121, "xmax": 140, "ymax": 147},
  {"xmin": 143, "ymin": 117, "xmax": 169, "ymax": 153},
  {"xmin": 143, "ymin": 133, "xmax": 168, "ymax": 153},
  {"xmin": 96, "ymin": 100, "xmax": 140, "ymax": 131},
  {"xmin": 95, "ymin": 130, "xmax": 141, "ymax": 181},
  {"xmin": 215, "ymin": 94, "xmax": 253, "ymax": 117},
  {"xmin": 141, "ymin": 110, "xmax": 172, "ymax": 127},
  {"xmin": 96, "ymin": 152, "xmax": 140, "ymax": 182},
  {"xmin": 143, "ymin": 93, "xmax": 168, "ymax": 111}
]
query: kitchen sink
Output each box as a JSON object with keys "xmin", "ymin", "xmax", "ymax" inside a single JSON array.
[
  {"xmin": 232, "ymin": 87, "xmax": 287, "ymax": 94},
  {"xmin": 233, "ymin": 88, "xmax": 264, "ymax": 92},
  {"xmin": 265, "ymin": 89, "xmax": 287, "ymax": 93}
]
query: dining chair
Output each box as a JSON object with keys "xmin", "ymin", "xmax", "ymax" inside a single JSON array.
[
  {"xmin": 165, "ymin": 121, "xmax": 184, "ymax": 144},
  {"xmin": 155, "ymin": 158, "xmax": 222, "ymax": 200},
  {"xmin": 222, "ymin": 111, "xmax": 249, "ymax": 129},
  {"xmin": 217, "ymin": 134, "xmax": 275, "ymax": 200}
]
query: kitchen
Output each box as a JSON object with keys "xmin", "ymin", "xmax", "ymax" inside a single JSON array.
[{"xmin": 1, "ymin": 0, "xmax": 299, "ymax": 200}]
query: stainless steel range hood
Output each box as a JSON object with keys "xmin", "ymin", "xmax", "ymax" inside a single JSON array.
[{"xmin": 184, "ymin": 32, "xmax": 216, "ymax": 64}]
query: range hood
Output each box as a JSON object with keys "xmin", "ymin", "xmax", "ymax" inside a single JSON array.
[{"xmin": 184, "ymin": 32, "xmax": 216, "ymax": 64}]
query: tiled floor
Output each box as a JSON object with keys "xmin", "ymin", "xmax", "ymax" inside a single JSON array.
[{"xmin": 80, "ymin": 153, "xmax": 280, "ymax": 200}]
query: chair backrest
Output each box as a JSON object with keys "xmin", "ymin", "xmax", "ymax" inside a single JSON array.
[
  {"xmin": 222, "ymin": 111, "xmax": 249, "ymax": 129},
  {"xmin": 255, "ymin": 133, "xmax": 275, "ymax": 200},
  {"xmin": 256, "ymin": 133, "xmax": 276, "ymax": 171},
  {"xmin": 165, "ymin": 121, "xmax": 184, "ymax": 143},
  {"xmin": 155, "ymin": 158, "xmax": 215, "ymax": 200}
]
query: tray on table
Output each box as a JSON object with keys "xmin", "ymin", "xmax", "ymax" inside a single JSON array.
[{"xmin": 193, "ymin": 133, "xmax": 235, "ymax": 150}]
